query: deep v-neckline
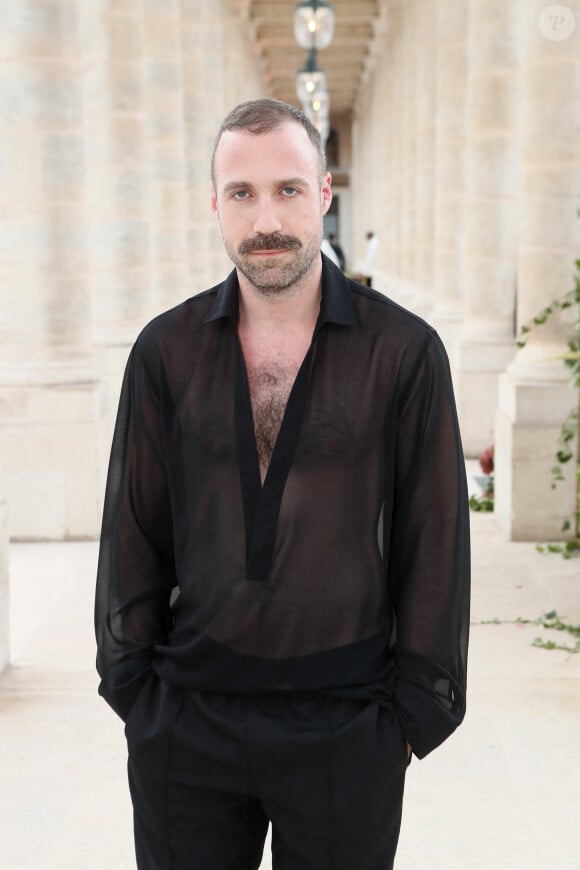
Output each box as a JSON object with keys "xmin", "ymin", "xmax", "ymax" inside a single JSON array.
[{"xmin": 234, "ymin": 328, "xmax": 317, "ymax": 581}]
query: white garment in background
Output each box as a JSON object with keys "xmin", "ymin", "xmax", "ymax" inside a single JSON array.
[
  {"xmin": 320, "ymin": 237, "xmax": 341, "ymax": 268},
  {"xmin": 363, "ymin": 235, "xmax": 378, "ymax": 276}
]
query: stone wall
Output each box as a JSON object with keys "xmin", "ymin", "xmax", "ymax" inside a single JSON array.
[{"xmin": 0, "ymin": 473, "xmax": 8, "ymax": 674}]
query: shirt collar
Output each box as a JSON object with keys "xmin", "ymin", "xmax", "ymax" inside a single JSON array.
[
  {"xmin": 318, "ymin": 254, "xmax": 358, "ymax": 327},
  {"xmin": 203, "ymin": 253, "xmax": 358, "ymax": 328},
  {"xmin": 203, "ymin": 269, "xmax": 240, "ymax": 323}
]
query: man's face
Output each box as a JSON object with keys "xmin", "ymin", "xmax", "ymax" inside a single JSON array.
[{"xmin": 211, "ymin": 121, "xmax": 332, "ymax": 295}]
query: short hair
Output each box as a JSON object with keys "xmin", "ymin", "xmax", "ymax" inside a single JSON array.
[{"xmin": 211, "ymin": 98, "xmax": 326, "ymax": 187}]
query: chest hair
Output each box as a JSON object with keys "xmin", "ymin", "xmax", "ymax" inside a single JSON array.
[{"xmin": 247, "ymin": 358, "xmax": 301, "ymax": 481}]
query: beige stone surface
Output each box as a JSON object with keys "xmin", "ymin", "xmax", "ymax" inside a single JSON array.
[
  {"xmin": 0, "ymin": 376, "xmax": 104, "ymax": 540},
  {"xmin": 495, "ymin": 392, "xmax": 578, "ymax": 541},
  {"xmin": 0, "ymin": 476, "xmax": 579, "ymax": 868},
  {"xmin": 0, "ymin": 479, "xmax": 8, "ymax": 674},
  {"xmin": 452, "ymin": 0, "xmax": 520, "ymax": 455},
  {"xmin": 431, "ymin": 0, "xmax": 468, "ymax": 327},
  {"xmin": 490, "ymin": 0, "xmax": 580, "ymax": 540}
]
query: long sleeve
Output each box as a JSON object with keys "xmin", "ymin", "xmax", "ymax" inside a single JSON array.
[
  {"xmin": 389, "ymin": 330, "xmax": 470, "ymax": 758},
  {"xmin": 95, "ymin": 340, "xmax": 175, "ymax": 721}
]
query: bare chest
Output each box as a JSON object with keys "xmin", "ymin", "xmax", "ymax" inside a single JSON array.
[{"xmin": 241, "ymin": 338, "xmax": 310, "ymax": 482}]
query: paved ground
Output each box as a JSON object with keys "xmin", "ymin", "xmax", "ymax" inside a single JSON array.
[{"xmin": 1, "ymin": 468, "xmax": 579, "ymax": 869}]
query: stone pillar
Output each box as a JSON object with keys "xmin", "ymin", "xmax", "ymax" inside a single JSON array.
[
  {"xmin": 373, "ymin": 10, "xmax": 395, "ymax": 291},
  {"xmin": 82, "ymin": 0, "xmax": 153, "ymax": 450},
  {"xmin": 351, "ymin": 73, "xmax": 383, "ymax": 283},
  {"xmin": 399, "ymin": 2, "xmax": 418, "ymax": 300},
  {"xmin": 83, "ymin": 1, "xmax": 153, "ymax": 340},
  {"xmin": 377, "ymin": 7, "xmax": 399, "ymax": 289},
  {"xmin": 495, "ymin": 0, "xmax": 580, "ymax": 540},
  {"xmin": 181, "ymin": 0, "xmax": 230, "ymax": 290},
  {"xmin": 143, "ymin": 0, "xmax": 189, "ymax": 313},
  {"xmin": 412, "ymin": 0, "xmax": 437, "ymax": 318},
  {"xmin": 352, "ymin": 1, "xmax": 403, "ymax": 297},
  {"xmin": 0, "ymin": 0, "xmax": 103, "ymax": 539},
  {"xmin": 453, "ymin": 0, "xmax": 521, "ymax": 454},
  {"xmin": 431, "ymin": 0, "xmax": 468, "ymax": 351},
  {"xmin": 350, "ymin": 113, "xmax": 367, "ymax": 278},
  {"xmin": 0, "ymin": 472, "xmax": 8, "ymax": 674},
  {"xmin": 385, "ymin": 2, "xmax": 404, "ymax": 295},
  {"xmin": 180, "ymin": 0, "xmax": 263, "ymax": 290}
]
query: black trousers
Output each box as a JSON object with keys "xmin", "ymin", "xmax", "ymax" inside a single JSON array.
[{"xmin": 125, "ymin": 676, "xmax": 407, "ymax": 870}]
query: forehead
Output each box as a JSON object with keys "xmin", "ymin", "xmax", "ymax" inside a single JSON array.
[{"xmin": 213, "ymin": 122, "xmax": 320, "ymax": 187}]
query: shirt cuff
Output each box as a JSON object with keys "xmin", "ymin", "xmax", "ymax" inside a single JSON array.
[{"xmin": 393, "ymin": 651, "xmax": 466, "ymax": 759}]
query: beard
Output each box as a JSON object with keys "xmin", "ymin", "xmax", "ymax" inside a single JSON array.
[{"xmin": 224, "ymin": 230, "xmax": 323, "ymax": 295}]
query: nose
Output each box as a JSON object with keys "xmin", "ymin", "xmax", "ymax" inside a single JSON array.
[{"xmin": 252, "ymin": 199, "xmax": 283, "ymax": 236}]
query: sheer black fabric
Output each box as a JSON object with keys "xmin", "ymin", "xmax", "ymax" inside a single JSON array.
[{"xmin": 95, "ymin": 256, "xmax": 470, "ymax": 758}]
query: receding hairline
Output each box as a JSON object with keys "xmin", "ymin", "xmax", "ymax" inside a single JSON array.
[{"xmin": 211, "ymin": 99, "xmax": 326, "ymax": 187}]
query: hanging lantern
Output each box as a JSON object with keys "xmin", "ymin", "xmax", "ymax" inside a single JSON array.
[
  {"xmin": 296, "ymin": 48, "xmax": 327, "ymax": 104},
  {"xmin": 294, "ymin": 0, "xmax": 335, "ymax": 51}
]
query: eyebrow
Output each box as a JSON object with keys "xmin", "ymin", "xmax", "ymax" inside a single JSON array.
[{"xmin": 221, "ymin": 176, "xmax": 312, "ymax": 194}]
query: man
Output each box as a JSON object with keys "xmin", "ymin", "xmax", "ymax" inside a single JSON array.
[
  {"xmin": 328, "ymin": 232, "xmax": 346, "ymax": 270},
  {"xmin": 320, "ymin": 234, "xmax": 341, "ymax": 268},
  {"xmin": 362, "ymin": 229, "xmax": 378, "ymax": 287},
  {"xmin": 95, "ymin": 98, "xmax": 470, "ymax": 870}
]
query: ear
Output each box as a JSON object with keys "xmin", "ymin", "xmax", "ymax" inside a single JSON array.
[
  {"xmin": 321, "ymin": 171, "xmax": 332, "ymax": 216},
  {"xmin": 210, "ymin": 184, "xmax": 218, "ymax": 216}
]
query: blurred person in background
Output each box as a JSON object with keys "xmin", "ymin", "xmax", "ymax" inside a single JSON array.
[
  {"xmin": 362, "ymin": 230, "xmax": 378, "ymax": 287},
  {"xmin": 328, "ymin": 232, "xmax": 346, "ymax": 270}
]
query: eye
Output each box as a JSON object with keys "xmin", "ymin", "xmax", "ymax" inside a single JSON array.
[
  {"xmin": 232, "ymin": 190, "xmax": 250, "ymax": 200},
  {"xmin": 281, "ymin": 187, "xmax": 298, "ymax": 197}
]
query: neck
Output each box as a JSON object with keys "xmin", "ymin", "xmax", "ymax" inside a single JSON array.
[{"xmin": 237, "ymin": 258, "xmax": 323, "ymax": 332}]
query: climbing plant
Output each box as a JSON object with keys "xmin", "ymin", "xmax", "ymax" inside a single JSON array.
[{"xmin": 517, "ymin": 258, "xmax": 580, "ymax": 557}]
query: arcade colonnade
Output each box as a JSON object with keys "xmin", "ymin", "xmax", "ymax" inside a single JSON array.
[
  {"xmin": 0, "ymin": 0, "xmax": 578, "ymax": 590},
  {"xmin": 0, "ymin": 0, "xmax": 263, "ymax": 561},
  {"xmin": 353, "ymin": 0, "xmax": 579, "ymax": 543}
]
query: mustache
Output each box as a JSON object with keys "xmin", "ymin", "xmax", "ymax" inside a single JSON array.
[{"xmin": 238, "ymin": 234, "xmax": 301, "ymax": 254}]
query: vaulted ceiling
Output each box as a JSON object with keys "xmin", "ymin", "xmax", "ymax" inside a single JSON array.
[{"xmin": 235, "ymin": 0, "xmax": 385, "ymax": 121}]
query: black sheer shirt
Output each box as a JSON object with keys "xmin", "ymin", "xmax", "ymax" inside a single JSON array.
[{"xmin": 95, "ymin": 256, "xmax": 470, "ymax": 758}]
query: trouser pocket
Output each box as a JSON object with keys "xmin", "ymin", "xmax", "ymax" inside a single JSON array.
[{"xmin": 125, "ymin": 674, "xmax": 183, "ymax": 753}]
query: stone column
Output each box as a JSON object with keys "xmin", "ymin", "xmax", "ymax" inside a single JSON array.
[
  {"xmin": 143, "ymin": 0, "xmax": 189, "ymax": 313},
  {"xmin": 220, "ymin": 1, "xmax": 265, "ymax": 115},
  {"xmin": 81, "ymin": 0, "xmax": 153, "ymax": 448},
  {"xmin": 431, "ymin": 0, "xmax": 468, "ymax": 351},
  {"xmin": 180, "ymin": 0, "xmax": 264, "ymax": 290},
  {"xmin": 0, "ymin": 0, "xmax": 103, "ymax": 539},
  {"xmin": 352, "ymin": 0, "xmax": 415, "ymax": 301},
  {"xmin": 83, "ymin": 1, "xmax": 153, "ymax": 339},
  {"xmin": 377, "ymin": 8, "xmax": 399, "ymax": 289},
  {"xmin": 373, "ymin": 13, "xmax": 395, "ymax": 290},
  {"xmin": 495, "ymin": 0, "xmax": 580, "ymax": 540},
  {"xmin": 181, "ymin": 0, "xmax": 229, "ymax": 290},
  {"xmin": 351, "ymin": 79, "xmax": 381, "ymax": 281},
  {"xmin": 350, "ymin": 114, "xmax": 367, "ymax": 277},
  {"xmin": 0, "ymin": 472, "xmax": 8, "ymax": 674},
  {"xmin": 453, "ymin": 0, "xmax": 521, "ymax": 454},
  {"xmin": 399, "ymin": 2, "xmax": 418, "ymax": 301},
  {"xmin": 412, "ymin": 0, "xmax": 437, "ymax": 318},
  {"xmin": 386, "ymin": 1, "xmax": 404, "ymax": 295},
  {"xmin": 352, "ymin": 0, "xmax": 403, "ymax": 297}
]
